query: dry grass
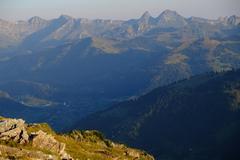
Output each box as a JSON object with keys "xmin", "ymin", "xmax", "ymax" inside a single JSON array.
[{"xmin": 165, "ymin": 53, "xmax": 188, "ymax": 65}]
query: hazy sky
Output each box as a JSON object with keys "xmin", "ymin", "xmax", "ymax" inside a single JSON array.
[{"xmin": 1, "ymin": 0, "xmax": 240, "ymax": 21}]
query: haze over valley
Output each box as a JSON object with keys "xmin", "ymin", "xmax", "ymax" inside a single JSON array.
[{"xmin": 0, "ymin": 1, "xmax": 240, "ymax": 159}]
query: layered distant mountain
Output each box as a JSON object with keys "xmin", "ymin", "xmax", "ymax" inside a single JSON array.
[
  {"xmin": 0, "ymin": 10, "xmax": 239, "ymax": 49},
  {"xmin": 76, "ymin": 69, "xmax": 240, "ymax": 160},
  {"xmin": 0, "ymin": 10, "xmax": 240, "ymax": 131}
]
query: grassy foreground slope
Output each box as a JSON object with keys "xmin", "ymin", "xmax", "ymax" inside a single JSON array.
[{"xmin": 0, "ymin": 116, "xmax": 154, "ymax": 160}]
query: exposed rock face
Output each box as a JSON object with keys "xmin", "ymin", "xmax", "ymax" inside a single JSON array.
[
  {"xmin": 32, "ymin": 130, "xmax": 72, "ymax": 160},
  {"xmin": 0, "ymin": 119, "xmax": 29, "ymax": 144},
  {"xmin": 0, "ymin": 118, "xmax": 72, "ymax": 160}
]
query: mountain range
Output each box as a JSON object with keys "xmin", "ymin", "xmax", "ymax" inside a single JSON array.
[
  {"xmin": 0, "ymin": 10, "xmax": 240, "ymax": 131},
  {"xmin": 0, "ymin": 9, "xmax": 240, "ymax": 160},
  {"xmin": 0, "ymin": 10, "xmax": 239, "ymax": 50}
]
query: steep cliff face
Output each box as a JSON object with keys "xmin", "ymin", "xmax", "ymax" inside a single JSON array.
[{"xmin": 0, "ymin": 117, "xmax": 154, "ymax": 160}]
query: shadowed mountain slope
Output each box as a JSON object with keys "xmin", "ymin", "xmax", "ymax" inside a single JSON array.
[{"xmin": 77, "ymin": 69, "xmax": 240, "ymax": 160}]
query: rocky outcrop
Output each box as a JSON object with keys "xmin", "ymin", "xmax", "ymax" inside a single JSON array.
[
  {"xmin": 124, "ymin": 149, "xmax": 141, "ymax": 158},
  {"xmin": 31, "ymin": 130, "xmax": 72, "ymax": 160},
  {"xmin": 0, "ymin": 118, "xmax": 29, "ymax": 144},
  {"xmin": 0, "ymin": 118, "xmax": 72, "ymax": 160},
  {"xmin": 0, "ymin": 117, "xmax": 154, "ymax": 160}
]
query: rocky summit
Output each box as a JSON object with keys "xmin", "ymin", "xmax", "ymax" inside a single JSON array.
[
  {"xmin": 0, "ymin": 117, "xmax": 154, "ymax": 160},
  {"xmin": 0, "ymin": 118, "xmax": 29, "ymax": 144}
]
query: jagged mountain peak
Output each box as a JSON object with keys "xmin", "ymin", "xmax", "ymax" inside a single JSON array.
[
  {"xmin": 28, "ymin": 16, "xmax": 46, "ymax": 24},
  {"xmin": 140, "ymin": 11, "xmax": 152, "ymax": 20},
  {"xmin": 159, "ymin": 9, "xmax": 178, "ymax": 17},
  {"xmin": 227, "ymin": 15, "xmax": 240, "ymax": 25},
  {"xmin": 229, "ymin": 15, "xmax": 239, "ymax": 19},
  {"xmin": 157, "ymin": 9, "xmax": 182, "ymax": 20},
  {"xmin": 156, "ymin": 9, "xmax": 187, "ymax": 27},
  {"xmin": 136, "ymin": 11, "xmax": 155, "ymax": 29},
  {"xmin": 58, "ymin": 14, "xmax": 74, "ymax": 21}
]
